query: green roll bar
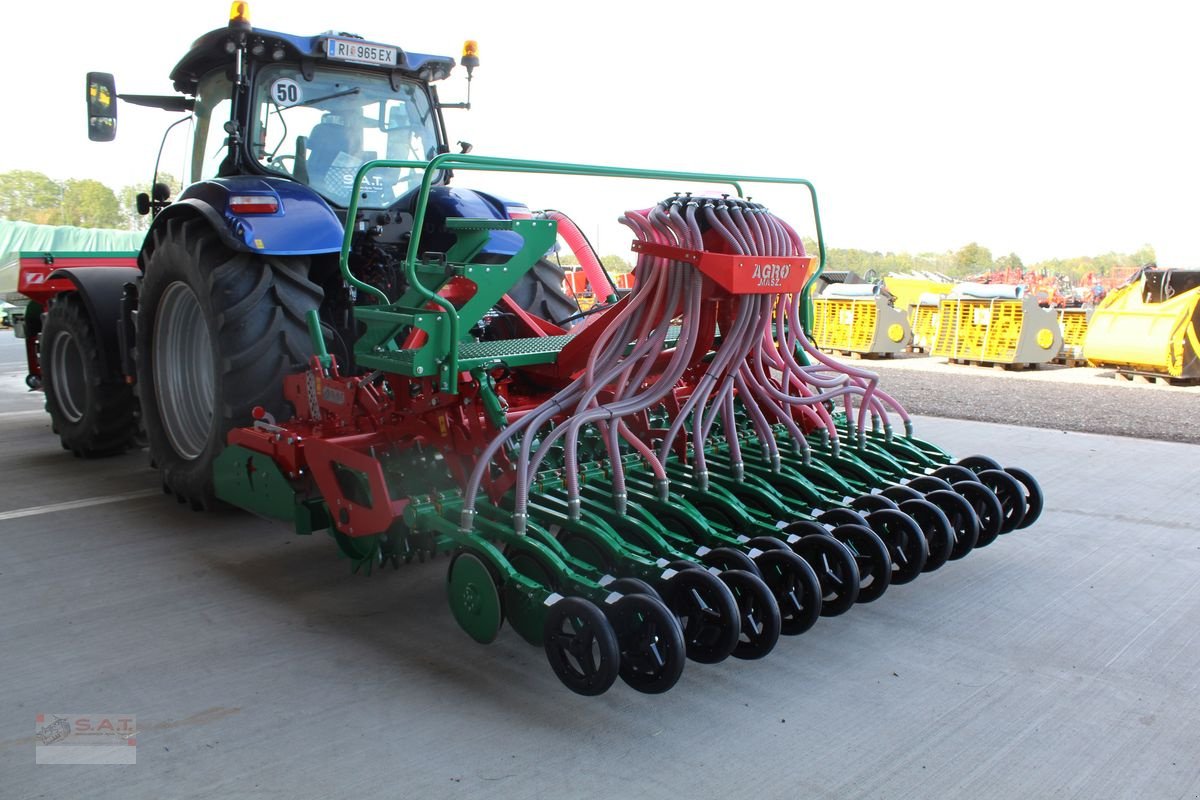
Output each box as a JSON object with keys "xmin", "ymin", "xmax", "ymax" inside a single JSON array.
[{"xmin": 339, "ymin": 154, "xmax": 827, "ymax": 386}]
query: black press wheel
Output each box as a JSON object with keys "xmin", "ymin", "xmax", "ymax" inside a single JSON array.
[
  {"xmin": 923, "ymin": 489, "xmax": 981, "ymax": 560},
  {"xmin": 952, "ymin": 480, "xmax": 1005, "ymax": 548},
  {"xmin": 932, "ymin": 464, "xmax": 980, "ymax": 485},
  {"xmin": 792, "ymin": 534, "xmax": 861, "ymax": 617},
  {"xmin": 850, "ymin": 494, "xmax": 899, "ymax": 514},
  {"xmin": 746, "ymin": 535, "xmax": 793, "ymax": 553},
  {"xmin": 816, "ymin": 507, "xmax": 870, "ymax": 528},
  {"xmin": 40, "ymin": 294, "xmax": 138, "ymax": 457},
  {"xmin": 753, "ymin": 549, "xmax": 822, "ymax": 635},
  {"xmin": 957, "ymin": 454, "xmax": 1004, "ymax": 473},
  {"xmin": 906, "ymin": 475, "xmax": 955, "ymax": 494},
  {"xmin": 543, "ymin": 596, "xmax": 621, "ymax": 696},
  {"xmin": 977, "ymin": 469, "xmax": 1028, "ymax": 533},
  {"xmin": 881, "ymin": 485, "xmax": 924, "ymax": 504},
  {"xmin": 137, "ymin": 217, "xmax": 322, "ymax": 509},
  {"xmin": 700, "ymin": 546, "xmax": 762, "ymax": 578},
  {"xmin": 782, "ymin": 519, "xmax": 831, "ymax": 538},
  {"xmin": 866, "ymin": 508, "xmax": 928, "ymax": 585},
  {"xmin": 825, "ymin": 523, "xmax": 892, "ymax": 603},
  {"xmin": 660, "ymin": 567, "xmax": 741, "ymax": 664},
  {"xmin": 607, "ymin": 593, "xmax": 686, "ymax": 694},
  {"xmin": 898, "ymin": 498, "xmax": 955, "ymax": 572},
  {"xmin": 718, "ymin": 569, "xmax": 781, "ymax": 660},
  {"xmin": 607, "ymin": 576, "xmax": 666, "ymax": 605},
  {"xmin": 1005, "ymin": 466, "xmax": 1044, "ymax": 528}
]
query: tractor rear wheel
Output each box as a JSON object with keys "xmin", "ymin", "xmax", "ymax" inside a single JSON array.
[
  {"xmin": 137, "ymin": 218, "xmax": 322, "ymax": 508},
  {"xmin": 40, "ymin": 294, "xmax": 138, "ymax": 456},
  {"xmin": 508, "ymin": 258, "xmax": 580, "ymax": 326}
]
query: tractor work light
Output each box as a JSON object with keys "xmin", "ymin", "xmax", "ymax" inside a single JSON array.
[
  {"xmin": 229, "ymin": 1, "xmax": 252, "ymax": 29},
  {"xmin": 461, "ymin": 40, "xmax": 479, "ymax": 76},
  {"xmin": 228, "ymin": 195, "xmax": 279, "ymax": 214}
]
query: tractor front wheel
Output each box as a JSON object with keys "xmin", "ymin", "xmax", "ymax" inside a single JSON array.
[
  {"xmin": 136, "ymin": 218, "xmax": 322, "ymax": 508},
  {"xmin": 40, "ymin": 294, "xmax": 138, "ymax": 456}
]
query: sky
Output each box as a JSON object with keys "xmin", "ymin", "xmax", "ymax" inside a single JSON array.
[{"xmin": 2, "ymin": 0, "xmax": 1199, "ymax": 264}]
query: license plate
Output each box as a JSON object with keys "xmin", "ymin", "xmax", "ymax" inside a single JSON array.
[{"xmin": 325, "ymin": 37, "xmax": 399, "ymax": 67}]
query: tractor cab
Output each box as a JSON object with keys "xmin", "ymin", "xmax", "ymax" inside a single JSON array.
[
  {"xmin": 90, "ymin": 2, "xmax": 467, "ymax": 212},
  {"xmin": 244, "ymin": 62, "xmax": 441, "ymax": 207}
]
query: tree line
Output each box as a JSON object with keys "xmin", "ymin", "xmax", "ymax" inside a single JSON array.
[
  {"xmin": 802, "ymin": 239, "xmax": 1157, "ymax": 285},
  {"xmin": 0, "ymin": 170, "xmax": 180, "ymax": 231},
  {"xmin": 0, "ymin": 170, "xmax": 1157, "ymax": 283}
]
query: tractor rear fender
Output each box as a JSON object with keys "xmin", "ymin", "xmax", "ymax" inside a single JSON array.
[
  {"xmin": 45, "ymin": 266, "xmax": 142, "ymax": 377},
  {"xmin": 142, "ymin": 176, "xmax": 343, "ymax": 260}
]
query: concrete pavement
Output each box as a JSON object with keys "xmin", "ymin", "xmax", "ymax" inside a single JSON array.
[{"xmin": 1, "ymin": 334, "xmax": 1198, "ymax": 798}]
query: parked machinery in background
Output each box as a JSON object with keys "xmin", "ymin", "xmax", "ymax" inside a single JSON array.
[
  {"xmin": 931, "ymin": 284, "xmax": 1062, "ymax": 369},
  {"xmin": 1084, "ymin": 266, "xmax": 1200, "ymax": 384}
]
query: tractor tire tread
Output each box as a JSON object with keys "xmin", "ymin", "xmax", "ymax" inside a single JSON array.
[{"xmin": 40, "ymin": 294, "xmax": 138, "ymax": 457}]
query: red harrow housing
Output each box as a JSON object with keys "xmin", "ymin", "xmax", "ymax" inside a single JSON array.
[{"xmin": 207, "ymin": 156, "xmax": 1043, "ymax": 695}]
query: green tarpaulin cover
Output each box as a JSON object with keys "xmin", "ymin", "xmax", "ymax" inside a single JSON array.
[{"xmin": 0, "ymin": 219, "xmax": 146, "ymax": 255}]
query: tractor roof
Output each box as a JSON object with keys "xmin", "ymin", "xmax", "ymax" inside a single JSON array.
[{"xmin": 169, "ymin": 27, "xmax": 457, "ymax": 96}]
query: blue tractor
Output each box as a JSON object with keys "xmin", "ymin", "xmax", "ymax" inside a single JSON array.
[{"xmin": 64, "ymin": 3, "xmax": 576, "ymax": 507}]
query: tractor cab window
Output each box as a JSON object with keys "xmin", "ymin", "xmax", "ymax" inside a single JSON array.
[
  {"xmin": 251, "ymin": 64, "xmax": 440, "ymax": 208},
  {"xmin": 192, "ymin": 71, "xmax": 233, "ymax": 183}
]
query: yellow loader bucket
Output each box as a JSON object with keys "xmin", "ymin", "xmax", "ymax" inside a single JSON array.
[
  {"xmin": 1056, "ymin": 308, "xmax": 1090, "ymax": 362},
  {"xmin": 908, "ymin": 294, "xmax": 945, "ymax": 353},
  {"xmin": 1083, "ymin": 269, "xmax": 1200, "ymax": 379},
  {"xmin": 931, "ymin": 287, "xmax": 1062, "ymax": 365},
  {"xmin": 812, "ymin": 288, "xmax": 912, "ymax": 356},
  {"xmin": 884, "ymin": 274, "xmax": 953, "ymax": 314}
]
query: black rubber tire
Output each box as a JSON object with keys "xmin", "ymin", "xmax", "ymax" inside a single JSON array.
[
  {"xmin": 953, "ymin": 480, "xmax": 1005, "ymax": 548},
  {"xmin": 40, "ymin": 294, "xmax": 137, "ymax": 457},
  {"xmin": 850, "ymin": 494, "xmax": 899, "ymax": 514},
  {"xmin": 719, "ymin": 569, "xmax": 781, "ymax": 660},
  {"xmin": 746, "ymin": 536, "xmax": 793, "ymax": 552},
  {"xmin": 607, "ymin": 577, "xmax": 665, "ymax": 605},
  {"xmin": 543, "ymin": 596, "xmax": 621, "ymax": 696},
  {"xmin": 816, "ymin": 507, "xmax": 870, "ymax": 528},
  {"xmin": 507, "ymin": 257, "xmax": 580, "ymax": 326},
  {"xmin": 782, "ymin": 519, "xmax": 831, "ymax": 538},
  {"xmin": 881, "ymin": 485, "xmax": 924, "ymax": 504},
  {"xmin": 899, "ymin": 498, "xmax": 955, "ymax": 572},
  {"xmin": 137, "ymin": 218, "xmax": 322, "ymax": 508},
  {"xmin": 932, "ymin": 464, "xmax": 980, "ymax": 485},
  {"xmin": 825, "ymin": 523, "xmax": 892, "ymax": 603},
  {"xmin": 906, "ymin": 475, "xmax": 955, "ymax": 494},
  {"xmin": 923, "ymin": 489, "xmax": 980, "ymax": 560},
  {"xmin": 866, "ymin": 509, "xmax": 928, "ymax": 585},
  {"xmin": 1005, "ymin": 466, "xmax": 1044, "ymax": 528},
  {"xmin": 977, "ymin": 469, "xmax": 1027, "ymax": 533},
  {"xmin": 608, "ymin": 593, "xmax": 686, "ymax": 694},
  {"xmin": 957, "ymin": 454, "xmax": 1004, "ymax": 473},
  {"xmin": 701, "ymin": 546, "xmax": 762, "ymax": 578},
  {"xmin": 660, "ymin": 567, "xmax": 741, "ymax": 664},
  {"xmin": 753, "ymin": 548, "xmax": 822, "ymax": 635},
  {"xmin": 792, "ymin": 534, "xmax": 861, "ymax": 617}
]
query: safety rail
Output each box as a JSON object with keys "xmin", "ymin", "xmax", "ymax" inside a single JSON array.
[{"xmin": 338, "ymin": 154, "xmax": 827, "ymax": 392}]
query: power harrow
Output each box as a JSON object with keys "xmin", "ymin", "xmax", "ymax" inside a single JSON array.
[{"xmin": 216, "ymin": 156, "xmax": 1043, "ymax": 695}]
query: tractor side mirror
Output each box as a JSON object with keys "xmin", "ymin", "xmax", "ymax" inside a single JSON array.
[
  {"xmin": 86, "ymin": 72, "xmax": 118, "ymax": 142},
  {"xmin": 136, "ymin": 182, "xmax": 173, "ymax": 217}
]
